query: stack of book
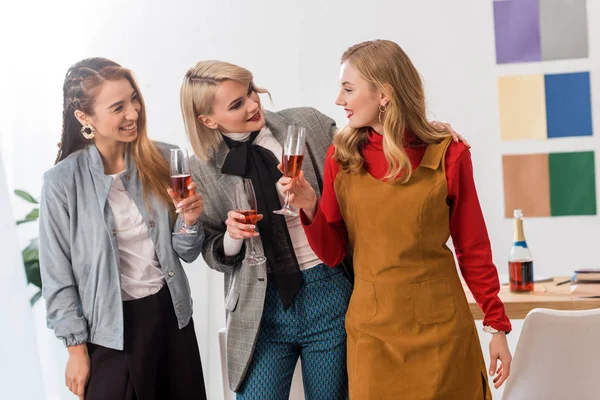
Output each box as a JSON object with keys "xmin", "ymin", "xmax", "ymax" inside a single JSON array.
[{"xmin": 570, "ymin": 269, "xmax": 600, "ymax": 298}]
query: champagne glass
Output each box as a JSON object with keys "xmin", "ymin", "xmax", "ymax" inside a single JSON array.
[
  {"xmin": 170, "ymin": 148, "xmax": 197, "ymax": 235},
  {"xmin": 273, "ymin": 125, "xmax": 306, "ymax": 217},
  {"xmin": 235, "ymin": 179, "xmax": 266, "ymax": 266}
]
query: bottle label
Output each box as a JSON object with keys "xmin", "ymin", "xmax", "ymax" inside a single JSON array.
[
  {"xmin": 513, "ymin": 241, "xmax": 528, "ymax": 248},
  {"xmin": 509, "ymin": 260, "xmax": 534, "ymax": 292}
]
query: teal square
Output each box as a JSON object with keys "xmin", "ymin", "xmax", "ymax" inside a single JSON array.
[{"xmin": 549, "ymin": 152, "xmax": 596, "ymax": 216}]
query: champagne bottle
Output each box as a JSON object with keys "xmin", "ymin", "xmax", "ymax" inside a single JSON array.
[{"xmin": 508, "ymin": 209, "xmax": 534, "ymax": 292}]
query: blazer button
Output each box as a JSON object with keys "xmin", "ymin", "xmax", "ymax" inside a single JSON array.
[
  {"xmin": 112, "ymin": 230, "xmax": 117, "ymax": 236},
  {"xmin": 168, "ymin": 271, "xmax": 174, "ymax": 277},
  {"xmin": 176, "ymin": 305, "xmax": 183, "ymax": 313},
  {"xmin": 124, "ymin": 175, "xmax": 131, "ymax": 181},
  {"xmin": 149, "ymin": 220, "xmax": 156, "ymax": 228}
]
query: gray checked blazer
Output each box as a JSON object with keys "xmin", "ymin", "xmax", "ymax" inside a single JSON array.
[{"xmin": 190, "ymin": 107, "xmax": 336, "ymax": 391}]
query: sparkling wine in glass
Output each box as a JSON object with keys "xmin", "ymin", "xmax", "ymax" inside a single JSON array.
[
  {"xmin": 170, "ymin": 148, "xmax": 197, "ymax": 235},
  {"xmin": 235, "ymin": 179, "xmax": 266, "ymax": 266},
  {"xmin": 273, "ymin": 125, "xmax": 306, "ymax": 217}
]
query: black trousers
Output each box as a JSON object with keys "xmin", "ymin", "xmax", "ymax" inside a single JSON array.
[{"xmin": 86, "ymin": 286, "xmax": 207, "ymax": 400}]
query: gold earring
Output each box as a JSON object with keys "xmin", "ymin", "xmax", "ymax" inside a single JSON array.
[
  {"xmin": 378, "ymin": 104, "xmax": 387, "ymax": 124},
  {"xmin": 81, "ymin": 124, "xmax": 95, "ymax": 140}
]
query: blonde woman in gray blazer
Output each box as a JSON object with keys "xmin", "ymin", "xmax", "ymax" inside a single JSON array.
[{"xmin": 180, "ymin": 61, "xmax": 353, "ymax": 400}]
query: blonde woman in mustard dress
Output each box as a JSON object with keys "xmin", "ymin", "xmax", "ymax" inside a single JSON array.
[{"xmin": 282, "ymin": 40, "xmax": 512, "ymax": 399}]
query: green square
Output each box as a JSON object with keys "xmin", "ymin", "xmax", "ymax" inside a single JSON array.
[{"xmin": 549, "ymin": 151, "xmax": 596, "ymax": 216}]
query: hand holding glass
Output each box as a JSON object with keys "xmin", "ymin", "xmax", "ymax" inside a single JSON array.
[
  {"xmin": 273, "ymin": 125, "xmax": 306, "ymax": 217},
  {"xmin": 170, "ymin": 149, "xmax": 197, "ymax": 235},
  {"xmin": 235, "ymin": 179, "xmax": 266, "ymax": 266}
]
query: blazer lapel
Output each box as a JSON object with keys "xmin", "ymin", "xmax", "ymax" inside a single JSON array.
[{"xmin": 214, "ymin": 140, "xmax": 243, "ymax": 207}]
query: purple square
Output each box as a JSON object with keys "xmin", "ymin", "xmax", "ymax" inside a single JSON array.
[{"xmin": 494, "ymin": 0, "xmax": 542, "ymax": 64}]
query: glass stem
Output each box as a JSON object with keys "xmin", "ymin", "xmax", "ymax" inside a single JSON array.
[
  {"xmin": 283, "ymin": 191, "xmax": 291, "ymax": 210},
  {"xmin": 249, "ymin": 234, "xmax": 257, "ymax": 256},
  {"xmin": 180, "ymin": 206, "xmax": 187, "ymax": 228}
]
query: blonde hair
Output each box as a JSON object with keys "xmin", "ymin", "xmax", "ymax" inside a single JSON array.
[
  {"xmin": 58, "ymin": 57, "xmax": 173, "ymax": 209},
  {"xmin": 334, "ymin": 40, "xmax": 450, "ymax": 182},
  {"xmin": 180, "ymin": 60, "xmax": 271, "ymax": 161}
]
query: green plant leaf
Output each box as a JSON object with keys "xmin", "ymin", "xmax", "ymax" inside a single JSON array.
[
  {"xmin": 23, "ymin": 249, "xmax": 39, "ymax": 264},
  {"xmin": 14, "ymin": 192, "xmax": 43, "ymax": 306},
  {"xmin": 24, "ymin": 261, "xmax": 42, "ymax": 289},
  {"xmin": 16, "ymin": 208, "xmax": 39, "ymax": 225},
  {"xmin": 30, "ymin": 291, "xmax": 42, "ymax": 306},
  {"xmin": 22, "ymin": 239, "xmax": 39, "ymax": 262},
  {"xmin": 22, "ymin": 239, "xmax": 42, "ymax": 289},
  {"xmin": 14, "ymin": 190, "xmax": 38, "ymax": 204},
  {"xmin": 25, "ymin": 208, "xmax": 39, "ymax": 220}
]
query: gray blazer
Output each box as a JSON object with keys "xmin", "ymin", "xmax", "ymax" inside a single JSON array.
[
  {"xmin": 190, "ymin": 107, "xmax": 336, "ymax": 391},
  {"xmin": 39, "ymin": 142, "xmax": 204, "ymax": 350}
]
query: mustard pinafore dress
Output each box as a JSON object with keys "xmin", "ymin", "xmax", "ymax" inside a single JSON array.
[{"xmin": 335, "ymin": 137, "xmax": 491, "ymax": 399}]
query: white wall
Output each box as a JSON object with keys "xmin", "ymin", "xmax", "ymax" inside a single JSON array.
[
  {"xmin": 3, "ymin": 0, "xmax": 599, "ymax": 399},
  {"xmin": 0, "ymin": 150, "xmax": 46, "ymax": 400}
]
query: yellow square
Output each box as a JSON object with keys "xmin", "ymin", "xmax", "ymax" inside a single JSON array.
[{"xmin": 498, "ymin": 74, "xmax": 547, "ymax": 141}]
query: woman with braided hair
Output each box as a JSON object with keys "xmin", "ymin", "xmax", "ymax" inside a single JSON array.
[{"xmin": 39, "ymin": 57, "xmax": 207, "ymax": 400}]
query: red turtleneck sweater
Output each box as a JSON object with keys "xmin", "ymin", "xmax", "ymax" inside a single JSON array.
[{"xmin": 301, "ymin": 130, "xmax": 511, "ymax": 332}]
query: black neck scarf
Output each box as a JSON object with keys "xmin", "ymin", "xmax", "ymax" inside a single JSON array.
[{"xmin": 221, "ymin": 131, "xmax": 303, "ymax": 310}]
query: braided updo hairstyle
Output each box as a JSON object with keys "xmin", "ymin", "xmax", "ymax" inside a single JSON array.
[{"xmin": 56, "ymin": 57, "xmax": 173, "ymax": 209}]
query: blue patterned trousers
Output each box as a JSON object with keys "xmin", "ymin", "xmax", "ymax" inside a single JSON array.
[{"xmin": 236, "ymin": 263, "xmax": 352, "ymax": 400}]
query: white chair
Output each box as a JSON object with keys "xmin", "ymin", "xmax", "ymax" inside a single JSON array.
[
  {"xmin": 219, "ymin": 328, "xmax": 305, "ymax": 400},
  {"xmin": 218, "ymin": 328, "xmax": 232, "ymax": 400},
  {"xmin": 501, "ymin": 308, "xmax": 600, "ymax": 400}
]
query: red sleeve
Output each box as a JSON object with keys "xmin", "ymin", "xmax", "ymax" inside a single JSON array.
[
  {"xmin": 446, "ymin": 145, "xmax": 512, "ymax": 333},
  {"xmin": 300, "ymin": 145, "xmax": 349, "ymax": 267}
]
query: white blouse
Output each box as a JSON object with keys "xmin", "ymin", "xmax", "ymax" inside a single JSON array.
[{"xmin": 107, "ymin": 172, "xmax": 165, "ymax": 300}]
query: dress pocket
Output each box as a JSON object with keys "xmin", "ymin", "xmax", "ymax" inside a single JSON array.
[
  {"xmin": 348, "ymin": 276, "xmax": 378, "ymax": 322},
  {"xmin": 409, "ymin": 276, "xmax": 456, "ymax": 325}
]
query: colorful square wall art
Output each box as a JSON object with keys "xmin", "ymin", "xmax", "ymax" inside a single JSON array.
[
  {"xmin": 498, "ymin": 72, "xmax": 592, "ymax": 141},
  {"xmin": 502, "ymin": 151, "xmax": 596, "ymax": 217},
  {"xmin": 493, "ymin": 0, "xmax": 588, "ymax": 64}
]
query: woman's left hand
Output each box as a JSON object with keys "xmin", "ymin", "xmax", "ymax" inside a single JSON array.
[
  {"xmin": 430, "ymin": 121, "xmax": 470, "ymax": 148},
  {"xmin": 168, "ymin": 182, "xmax": 204, "ymax": 227},
  {"xmin": 488, "ymin": 332, "xmax": 512, "ymax": 388}
]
